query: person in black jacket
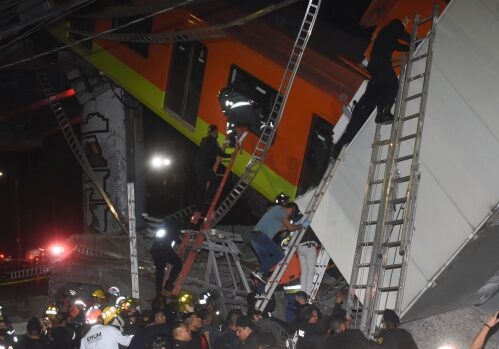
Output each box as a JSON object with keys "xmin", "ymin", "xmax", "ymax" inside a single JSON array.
[
  {"xmin": 172, "ymin": 322, "xmax": 192, "ymax": 349},
  {"xmin": 323, "ymin": 316, "xmax": 379, "ymax": 349},
  {"xmin": 332, "ymin": 19, "xmax": 411, "ymax": 159},
  {"xmin": 375, "ymin": 309, "xmax": 418, "ymax": 349},
  {"xmin": 150, "ymin": 220, "xmax": 183, "ymax": 297},
  {"xmin": 214, "ymin": 309, "xmax": 242, "ymax": 349},
  {"xmin": 193, "ymin": 125, "xmax": 231, "ymax": 210},
  {"xmin": 50, "ymin": 315, "xmax": 77, "ymax": 349},
  {"xmin": 235, "ymin": 316, "xmax": 259, "ymax": 349},
  {"xmin": 129, "ymin": 309, "xmax": 171, "ymax": 349},
  {"xmin": 17, "ymin": 317, "xmax": 50, "ymax": 349},
  {"xmin": 369, "ymin": 19, "xmax": 411, "ymax": 124}
]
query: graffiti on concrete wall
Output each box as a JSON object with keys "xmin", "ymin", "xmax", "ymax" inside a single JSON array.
[{"xmin": 82, "ymin": 89, "xmax": 127, "ymax": 233}]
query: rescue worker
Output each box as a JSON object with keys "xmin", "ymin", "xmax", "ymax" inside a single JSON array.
[
  {"xmin": 0, "ymin": 328, "xmax": 14, "ymax": 349},
  {"xmin": 90, "ymin": 288, "xmax": 108, "ymax": 307},
  {"xmin": 332, "ymin": 18, "xmax": 411, "ymax": 159},
  {"xmin": 0, "ymin": 313, "xmax": 17, "ymax": 348},
  {"xmin": 80, "ymin": 313, "xmax": 132, "ymax": 349},
  {"xmin": 369, "ymin": 19, "xmax": 411, "ymax": 124},
  {"xmin": 375, "ymin": 309, "xmax": 418, "ymax": 349},
  {"xmin": 193, "ymin": 125, "xmax": 231, "ymax": 211},
  {"xmin": 150, "ymin": 220, "xmax": 183, "ymax": 297},
  {"xmin": 249, "ymin": 202, "xmax": 309, "ymax": 293}
]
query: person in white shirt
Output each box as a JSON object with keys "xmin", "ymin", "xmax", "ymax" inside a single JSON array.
[{"xmin": 80, "ymin": 316, "xmax": 132, "ymax": 349}]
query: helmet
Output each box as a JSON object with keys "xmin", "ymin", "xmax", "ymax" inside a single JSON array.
[
  {"xmin": 101, "ymin": 306, "xmax": 119, "ymax": 325},
  {"xmin": 118, "ymin": 297, "xmax": 139, "ymax": 312},
  {"xmin": 73, "ymin": 299, "xmax": 87, "ymax": 310},
  {"xmin": 85, "ymin": 305, "xmax": 102, "ymax": 325},
  {"xmin": 65, "ymin": 289, "xmax": 77, "ymax": 297},
  {"xmin": 45, "ymin": 305, "xmax": 58, "ymax": 319},
  {"xmin": 91, "ymin": 288, "xmax": 106, "ymax": 299},
  {"xmin": 107, "ymin": 286, "xmax": 120, "ymax": 297},
  {"xmin": 178, "ymin": 292, "xmax": 196, "ymax": 313},
  {"xmin": 198, "ymin": 289, "xmax": 219, "ymax": 306},
  {"xmin": 275, "ymin": 192, "xmax": 290, "ymax": 206},
  {"xmin": 178, "ymin": 292, "xmax": 194, "ymax": 305}
]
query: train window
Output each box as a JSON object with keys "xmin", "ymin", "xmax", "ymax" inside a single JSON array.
[
  {"xmin": 227, "ymin": 65, "xmax": 278, "ymax": 136},
  {"xmin": 165, "ymin": 41, "xmax": 208, "ymax": 128},
  {"xmin": 112, "ymin": 16, "xmax": 152, "ymax": 57},
  {"xmin": 70, "ymin": 18, "xmax": 94, "ymax": 51},
  {"xmin": 297, "ymin": 115, "xmax": 334, "ymax": 196}
]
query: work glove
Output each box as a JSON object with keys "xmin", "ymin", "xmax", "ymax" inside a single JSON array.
[{"xmin": 301, "ymin": 219, "xmax": 311, "ymax": 229}]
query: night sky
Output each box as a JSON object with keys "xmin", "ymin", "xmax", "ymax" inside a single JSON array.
[{"xmin": 0, "ymin": 128, "xmax": 83, "ymax": 257}]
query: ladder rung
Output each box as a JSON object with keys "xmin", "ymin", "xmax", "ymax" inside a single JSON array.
[
  {"xmin": 364, "ymin": 220, "xmax": 377, "ymax": 225},
  {"xmin": 384, "ymin": 263, "xmax": 402, "ymax": 270},
  {"xmin": 368, "ymin": 197, "xmax": 405, "ymax": 206},
  {"xmin": 360, "ymin": 241, "xmax": 373, "ymax": 247},
  {"xmin": 372, "ymin": 139, "xmax": 391, "ymax": 147},
  {"xmin": 383, "ymin": 241, "xmax": 401, "ymax": 248},
  {"xmin": 408, "ymin": 73, "xmax": 425, "ymax": 82},
  {"xmin": 374, "ymin": 158, "xmax": 388, "ymax": 164},
  {"xmin": 414, "ymin": 36, "xmax": 429, "ymax": 45},
  {"xmin": 370, "ymin": 175, "xmax": 410, "ymax": 185},
  {"xmin": 405, "ymin": 93, "xmax": 423, "ymax": 101},
  {"xmin": 380, "ymin": 286, "xmax": 399, "ymax": 292},
  {"xmin": 399, "ymin": 133, "xmax": 417, "ymax": 142},
  {"xmin": 352, "ymin": 284, "xmax": 367, "ymax": 289},
  {"xmin": 411, "ymin": 53, "xmax": 428, "ymax": 62},
  {"xmin": 396, "ymin": 154, "xmax": 413, "ymax": 162},
  {"xmin": 418, "ymin": 16, "xmax": 434, "ymax": 25},
  {"xmin": 358, "ymin": 263, "xmax": 370, "ymax": 268},
  {"xmin": 386, "ymin": 219, "xmax": 404, "ymax": 225},
  {"xmin": 402, "ymin": 112, "xmax": 422, "ymax": 121},
  {"xmin": 392, "ymin": 197, "xmax": 406, "ymax": 205}
]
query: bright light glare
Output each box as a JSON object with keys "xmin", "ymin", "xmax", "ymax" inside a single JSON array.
[
  {"xmin": 0, "ymin": 172, "xmax": 3, "ymax": 176},
  {"xmin": 438, "ymin": 345, "xmax": 456, "ymax": 349},
  {"xmin": 151, "ymin": 156, "xmax": 171, "ymax": 169},
  {"xmin": 156, "ymin": 229, "xmax": 166, "ymax": 238},
  {"xmin": 50, "ymin": 245, "xmax": 65, "ymax": 255},
  {"xmin": 151, "ymin": 156, "xmax": 163, "ymax": 168}
]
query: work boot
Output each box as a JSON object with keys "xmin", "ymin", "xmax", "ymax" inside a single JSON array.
[
  {"xmin": 251, "ymin": 271, "xmax": 267, "ymax": 284},
  {"xmin": 375, "ymin": 106, "xmax": 394, "ymax": 125}
]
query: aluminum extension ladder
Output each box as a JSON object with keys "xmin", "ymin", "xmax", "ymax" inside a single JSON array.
[
  {"xmin": 346, "ymin": 5, "xmax": 439, "ymax": 336},
  {"xmin": 34, "ymin": 69, "xmax": 130, "ymax": 234},
  {"xmin": 255, "ymin": 146, "xmax": 345, "ymax": 312},
  {"xmin": 211, "ymin": 0, "xmax": 322, "ymax": 226}
]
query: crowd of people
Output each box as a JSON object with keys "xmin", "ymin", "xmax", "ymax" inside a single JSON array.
[{"xmin": 0, "ymin": 285, "xmax": 497, "ymax": 349}]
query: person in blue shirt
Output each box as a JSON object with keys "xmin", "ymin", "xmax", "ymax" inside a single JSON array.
[{"xmin": 249, "ymin": 202, "xmax": 309, "ymax": 293}]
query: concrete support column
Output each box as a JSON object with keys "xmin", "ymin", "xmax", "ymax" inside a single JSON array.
[
  {"xmin": 123, "ymin": 92, "xmax": 145, "ymax": 230},
  {"xmin": 81, "ymin": 88, "xmax": 128, "ymax": 233}
]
